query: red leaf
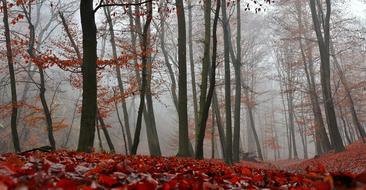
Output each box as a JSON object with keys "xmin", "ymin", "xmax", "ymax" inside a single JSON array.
[
  {"xmin": 98, "ymin": 175, "xmax": 118, "ymax": 187},
  {"xmin": 56, "ymin": 179, "xmax": 79, "ymax": 190},
  {"xmin": 313, "ymin": 181, "xmax": 332, "ymax": 190},
  {"xmin": 241, "ymin": 167, "xmax": 252, "ymax": 176}
]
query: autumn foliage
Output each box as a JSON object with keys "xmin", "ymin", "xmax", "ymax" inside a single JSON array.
[{"xmin": 0, "ymin": 149, "xmax": 365, "ymax": 190}]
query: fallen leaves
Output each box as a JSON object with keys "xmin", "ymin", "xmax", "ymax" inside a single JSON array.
[
  {"xmin": 0, "ymin": 150, "xmax": 365, "ymax": 189},
  {"xmin": 287, "ymin": 140, "xmax": 366, "ymax": 175}
]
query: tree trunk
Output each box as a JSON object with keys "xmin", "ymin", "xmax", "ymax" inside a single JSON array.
[
  {"xmin": 309, "ymin": 0, "xmax": 344, "ymax": 152},
  {"xmin": 103, "ymin": 7, "xmax": 133, "ymax": 150},
  {"xmin": 195, "ymin": 0, "xmax": 211, "ymax": 158},
  {"xmin": 232, "ymin": 0, "xmax": 242, "ymax": 163},
  {"xmin": 63, "ymin": 94, "xmax": 80, "ymax": 148},
  {"xmin": 188, "ymin": 0, "xmax": 199, "ymax": 130},
  {"xmin": 145, "ymin": 76, "xmax": 162, "ymax": 156},
  {"xmin": 330, "ymin": 41, "xmax": 366, "ymax": 142},
  {"xmin": 114, "ymin": 96, "xmax": 129, "ymax": 154},
  {"xmin": 287, "ymin": 90, "xmax": 298, "ymax": 159},
  {"xmin": 211, "ymin": 108, "xmax": 215, "ymax": 159},
  {"xmin": 159, "ymin": 1, "xmax": 178, "ymax": 109},
  {"xmin": 213, "ymin": 91, "xmax": 226, "ymax": 158},
  {"xmin": 96, "ymin": 118, "xmax": 104, "ymax": 152},
  {"xmin": 38, "ymin": 67, "xmax": 56, "ymax": 150},
  {"xmin": 195, "ymin": 0, "xmax": 220, "ymax": 159},
  {"xmin": 245, "ymin": 94, "xmax": 263, "ymax": 160},
  {"xmin": 97, "ymin": 109, "xmax": 115, "ymax": 153},
  {"xmin": 23, "ymin": 2, "xmax": 56, "ymax": 151},
  {"xmin": 2, "ymin": 0, "xmax": 21, "ymax": 152},
  {"xmin": 131, "ymin": 0, "xmax": 153, "ymax": 155},
  {"xmin": 78, "ymin": 0, "xmax": 97, "ymax": 152},
  {"xmin": 221, "ymin": 0, "xmax": 232, "ymax": 164},
  {"xmin": 175, "ymin": 0, "xmax": 191, "ymax": 157},
  {"xmin": 296, "ymin": 1, "xmax": 331, "ymax": 154}
]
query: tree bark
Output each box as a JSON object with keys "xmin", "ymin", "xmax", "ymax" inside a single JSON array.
[{"xmin": 78, "ymin": 0, "xmax": 97, "ymax": 152}]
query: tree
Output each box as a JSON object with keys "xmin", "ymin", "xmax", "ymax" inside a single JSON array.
[
  {"xmin": 176, "ymin": 0, "xmax": 191, "ymax": 157},
  {"xmin": 2, "ymin": 0, "xmax": 21, "ymax": 152},
  {"xmin": 309, "ymin": 0, "xmax": 344, "ymax": 151},
  {"xmin": 295, "ymin": 0, "xmax": 331, "ymax": 154},
  {"xmin": 131, "ymin": 0, "xmax": 156, "ymax": 155},
  {"xmin": 221, "ymin": 0, "xmax": 232, "ymax": 164},
  {"xmin": 103, "ymin": 6, "xmax": 133, "ymax": 151},
  {"xmin": 195, "ymin": 0, "xmax": 221, "ymax": 159},
  {"xmin": 19, "ymin": 0, "xmax": 56, "ymax": 150},
  {"xmin": 77, "ymin": 0, "xmax": 97, "ymax": 152},
  {"xmin": 232, "ymin": 0, "xmax": 242, "ymax": 163},
  {"xmin": 188, "ymin": 0, "xmax": 199, "ymax": 130}
]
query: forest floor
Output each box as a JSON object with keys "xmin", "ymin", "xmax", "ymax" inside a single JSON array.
[{"xmin": 0, "ymin": 142, "xmax": 365, "ymax": 189}]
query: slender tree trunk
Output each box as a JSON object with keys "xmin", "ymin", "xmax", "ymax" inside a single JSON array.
[
  {"xmin": 232, "ymin": 0, "xmax": 242, "ymax": 163},
  {"xmin": 309, "ymin": 0, "xmax": 345, "ymax": 152},
  {"xmin": 188, "ymin": 0, "xmax": 199, "ymax": 129},
  {"xmin": 339, "ymin": 108, "xmax": 352, "ymax": 145},
  {"xmin": 114, "ymin": 94, "xmax": 129, "ymax": 154},
  {"xmin": 287, "ymin": 88, "xmax": 298, "ymax": 159},
  {"xmin": 197, "ymin": 0, "xmax": 211, "ymax": 149},
  {"xmin": 221, "ymin": 0, "xmax": 233, "ymax": 164},
  {"xmin": 195, "ymin": 0, "xmax": 220, "ymax": 159},
  {"xmin": 97, "ymin": 109, "xmax": 115, "ymax": 153},
  {"xmin": 159, "ymin": 1, "xmax": 178, "ymax": 109},
  {"xmin": 213, "ymin": 91, "xmax": 226, "ymax": 158},
  {"xmin": 296, "ymin": 1, "xmax": 331, "ymax": 154},
  {"xmin": 211, "ymin": 108, "xmax": 215, "ymax": 159},
  {"xmin": 103, "ymin": 7, "xmax": 133, "ymax": 149},
  {"xmin": 127, "ymin": 0, "xmax": 155, "ymax": 155},
  {"xmin": 63, "ymin": 94, "xmax": 80, "ymax": 148},
  {"xmin": 245, "ymin": 97, "xmax": 263, "ymax": 160},
  {"xmin": 2, "ymin": 0, "xmax": 21, "ymax": 152},
  {"xmin": 96, "ymin": 118, "xmax": 104, "ymax": 152},
  {"xmin": 176, "ymin": 0, "xmax": 191, "ymax": 157},
  {"xmin": 278, "ymin": 77, "xmax": 292, "ymax": 158},
  {"xmin": 23, "ymin": 3, "xmax": 56, "ymax": 150},
  {"xmin": 330, "ymin": 41, "xmax": 366, "ymax": 142},
  {"xmin": 145, "ymin": 75, "xmax": 162, "ymax": 155},
  {"xmin": 131, "ymin": 0, "xmax": 153, "ymax": 155},
  {"xmin": 38, "ymin": 67, "xmax": 56, "ymax": 150},
  {"xmin": 78, "ymin": 0, "xmax": 97, "ymax": 152}
]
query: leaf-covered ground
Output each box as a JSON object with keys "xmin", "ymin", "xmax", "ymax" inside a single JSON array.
[
  {"xmin": 0, "ymin": 144, "xmax": 366, "ymax": 190},
  {"xmin": 286, "ymin": 141, "xmax": 366, "ymax": 175}
]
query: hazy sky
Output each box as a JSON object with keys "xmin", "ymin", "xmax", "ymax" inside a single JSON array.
[{"xmin": 349, "ymin": 0, "xmax": 366, "ymax": 19}]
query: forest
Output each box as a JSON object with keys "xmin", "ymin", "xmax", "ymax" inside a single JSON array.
[{"xmin": 0, "ymin": 0, "xmax": 366, "ymax": 189}]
